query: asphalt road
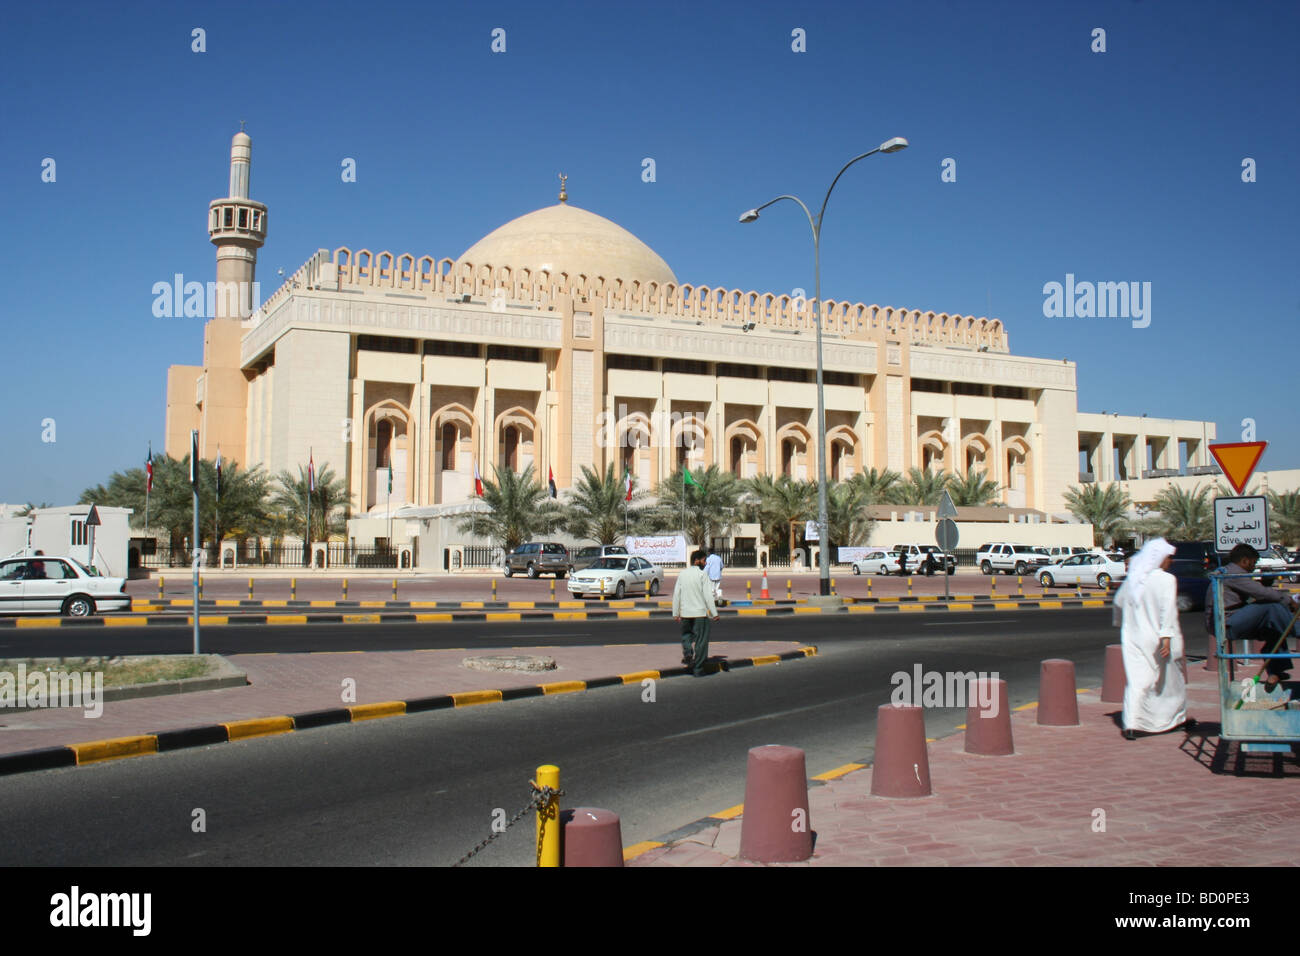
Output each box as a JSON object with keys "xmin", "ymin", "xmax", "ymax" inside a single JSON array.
[{"xmin": 0, "ymin": 608, "xmax": 1166, "ymax": 866}]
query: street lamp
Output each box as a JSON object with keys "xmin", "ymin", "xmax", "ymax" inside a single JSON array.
[{"xmin": 740, "ymin": 136, "xmax": 908, "ymax": 597}]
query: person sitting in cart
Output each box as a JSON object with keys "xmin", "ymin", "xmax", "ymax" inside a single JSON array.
[{"xmin": 1205, "ymin": 544, "xmax": 1300, "ymax": 692}]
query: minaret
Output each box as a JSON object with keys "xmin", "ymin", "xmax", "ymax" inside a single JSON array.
[{"xmin": 208, "ymin": 128, "xmax": 268, "ymax": 318}]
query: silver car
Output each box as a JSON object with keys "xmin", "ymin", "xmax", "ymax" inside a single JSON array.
[
  {"xmin": 0, "ymin": 556, "xmax": 131, "ymax": 616},
  {"xmin": 567, "ymin": 556, "xmax": 662, "ymax": 599}
]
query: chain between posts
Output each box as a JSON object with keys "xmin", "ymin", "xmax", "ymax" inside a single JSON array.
[{"xmin": 451, "ymin": 781, "xmax": 565, "ymax": 867}]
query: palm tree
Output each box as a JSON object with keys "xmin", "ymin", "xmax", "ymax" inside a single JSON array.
[
  {"xmin": 1153, "ymin": 484, "xmax": 1214, "ymax": 541},
  {"xmin": 562, "ymin": 463, "xmax": 649, "ymax": 544},
  {"xmin": 653, "ymin": 465, "xmax": 744, "ymax": 549},
  {"xmin": 827, "ymin": 480, "xmax": 874, "ymax": 548},
  {"xmin": 1062, "ymin": 482, "xmax": 1132, "ymax": 546},
  {"xmin": 848, "ymin": 467, "xmax": 903, "ymax": 505},
  {"xmin": 269, "ymin": 462, "xmax": 352, "ymax": 547},
  {"xmin": 1268, "ymin": 490, "xmax": 1300, "ymax": 547},
  {"xmin": 456, "ymin": 463, "xmax": 560, "ymax": 552},
  {"xmin": 897, "ymin": 467, "xmax": 952, "ymax": 506},
  {"xmin": 948, "ymin": 469, "xmax": 1002, "ymax": 507},
  {"xmin": 746, "ymin": 474, "xmax": 817, "ymax": 556}
]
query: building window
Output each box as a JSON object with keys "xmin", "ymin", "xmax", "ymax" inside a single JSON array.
[
  {"xmin": 487, "ymin": 345, "xmax": 540, "ymax": 363},
  {"xmin": 441, "ymin": 423, "xmax": 457, "ymax": 471},
  {"xmin": 376, "ymin": 419, "xmax": 392, "ymax": 468},
  {"xmin": 238, "ymin": 208, "xmax": 248, "ymax": 229},
  {"xmin": 70, "ymin": 521, "xmax": 87, "ymax": 547},
  {"xmin": 504, "ymin": 426, "xmax": 519, "ymax": 471},
  {"xmin": 781, "ymin": 440, "xmax": 795, "ymax": 476},
  {"xmin": 358, "ymin": 335, "xmax": 417, "ymax": 354},
  {"xmin": 992, "ymin": 385, "xmax": 1027, "ymax": 400},
  {"xmin": 952, "ymin": 381, "xmax": 987, "ymax": 396},
  {"xmin": 717, "ymin": 362, "xmax": 761, "ymax": 379},
  {"xmin": 663, "ymin": 359, "xmax": 708, "ymax": 375},
  {"xmin": 607, "ymin": 354, "xmax": 656, "ymax": 371},
  {"xmin": 223, "ymin": 207, "xmax": 233, "ymax": 228},
  {"xmin": 768, "ymin": 367, "xmax": 812, "ymax": 383},
  {"xmin": 730, "ymin": 436, "xmax": 745, "ymax": 475},
  {"xmin": 425, "ymin": 340, "xmax": 480, "ymax": 358},
  {"xmin": 824, "ymin": 371, "xmax": 858, "ymax": 387}
]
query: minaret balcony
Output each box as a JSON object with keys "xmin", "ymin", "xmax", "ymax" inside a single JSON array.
[{"xmin": 209, "ymin": 199, "xmax": 268, "ymax": 244}]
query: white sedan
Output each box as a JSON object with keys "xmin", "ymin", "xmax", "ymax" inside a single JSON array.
[
  {"xmin": 567, "ymin": 556, "xmax": 662, "ymax": 599},
  {"xmin": 851, "ymin": 550, "xmax": 904, "ymax": 575},
  {"xmin": 0, "ymin": 555, "xmax": 132, "ymax": 616},
  {"xmin": 1037, "ymin": 552, "xmax": 1127, "ymax": 590}
]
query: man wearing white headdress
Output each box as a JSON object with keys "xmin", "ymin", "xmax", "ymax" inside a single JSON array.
[{"xmin": 1113, "ymin": 537, "xmax": 1188, "ymax": 738}]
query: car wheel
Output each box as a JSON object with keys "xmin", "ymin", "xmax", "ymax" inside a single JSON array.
[
  {"xmin": 649, "ymin": 578, "xmax": 660, "ymax": 596},
  {"xmin": 852, "ymin": 566, "xmax": 861, "ymax": 575},
  {"xmin": 980, "ymin": 561, "xmax": 992, "ymax": 575},
  {"xmin": 1176, "ymin": 593, "xmax": 1194, "ymax": 612},
  {"xmin": 1097, "ymin": 573, "xmax": 1111, "ymax": 589},
  {"xmin": 1039, "ymin": 573, "xmax": 1054, "ymax": 588},
  {"xmin": 614, "ymin": 581, "xmax": 625, "ymax": 599},
  {"xmin": 503, "ymin": 566, "xmax": 514, "ymax": 578},
  {"xmin": 1015, "ymin": 562, "xmax": 1028, "ymax": 575},
  {"xmin": 63, "ymin": 595, "xmax": 95, "ymax": 617},
  {"xmin": 527, "ymin": 564, "xmax": 538, "ymax": 579}
]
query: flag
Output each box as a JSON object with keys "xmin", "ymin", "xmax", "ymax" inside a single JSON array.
[
  {"xmin": 624, "ymin": 467, "xmax": 633, "ymax": 502},
  {"xmin": 145, "ymin": 443, "xmax": 154, "ymax": 493},
  {"xmin": 190, "ymin": 431, "xmax": 199, "ymax": 491},
  {"xmin": 548, "ymin": 466, "xmax": 557, "ymax": 498},
  {"xmin": 215, "ymin": 447, "xmax": 223, "ymax": 499},
  {"xmin": 683, "ymin": 466, "xmax": 699, "ymax": 488},
  {"xmin": 474, "ymin": 460, "xmax": 483, "ymax": 496},
  {"xmin": 387, "ymin": 459, "xmax": 393, "ymax": 495},
  {"xmin": 308, "ymin": 450, "xmax": 315, "ymax": 492}
]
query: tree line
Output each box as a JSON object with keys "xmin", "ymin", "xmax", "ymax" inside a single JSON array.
[{"xmin": 1062, "ymin": 482, "xmax": 1300, "ymax": 547}]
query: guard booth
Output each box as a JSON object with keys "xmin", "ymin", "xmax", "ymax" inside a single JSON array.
[{"xmin": 1210, "ymin": 573, "xmax": 1300, "ymax": 755}]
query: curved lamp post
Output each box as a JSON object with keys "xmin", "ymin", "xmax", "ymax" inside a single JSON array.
[{"xmin": 740, "ymin": 136, "xmax": 908, "ymax": 597}]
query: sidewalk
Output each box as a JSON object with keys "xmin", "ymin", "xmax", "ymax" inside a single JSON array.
[
  {"xmin": 630, "ymin": 659, "xmax": 1300, "ymax": 867},
  {"xmin": 0, "ymin": 640, "xmax": 812, "ymax": 764}
]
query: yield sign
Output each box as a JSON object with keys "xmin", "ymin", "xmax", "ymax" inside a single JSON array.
[
  {"xmin": 936, "ymin": 490, "xmax": 959, "ymax": 520},
  {"xmin": 1208, "ymin": 441, "xmax": 1266, "ymax": 495},
  {"xmin": 84, "ymin": 504, "xmax": 102, "ymax": 527}
]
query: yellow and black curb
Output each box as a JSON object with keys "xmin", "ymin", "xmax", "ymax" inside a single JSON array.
[
  {"xmin": 0, "ymin": 597, "xmax": 1109, "ymax": 629},
  {"xmin": 0, "ymin": 646, "xmax": 818, "ymax": 778}
]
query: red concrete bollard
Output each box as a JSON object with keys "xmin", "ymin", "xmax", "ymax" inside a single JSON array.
[
  {"xmin": 1100, "ymin": 644, "xmax": 1126, "ymax": 703},
  {"xmin": 738, "ymin": 745, "xmax": 812, "ymax": 862},
  {"xmin": 964, "ymin": 678, "xmax": 1013, "ymax": 756},
  {"xmin": 870, "ymin": 704, "xmax": 932, "ymax": 797},
  {"xmin": 1037, "ymin": 658, "xmax": 1080, "ymax": 726},
  {"xmin": 560, "ymin": 808, "xmax": 624, "ymax": 867}
]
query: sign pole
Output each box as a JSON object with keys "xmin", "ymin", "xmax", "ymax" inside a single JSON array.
[{"xmin": 190, "ymin": 429, "xmax": 201, "ymax": 655}]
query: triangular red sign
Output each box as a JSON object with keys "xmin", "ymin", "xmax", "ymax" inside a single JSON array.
[{"xmin": 1208, "ymin": 441, "xmax": 1266, "ymax": 495}]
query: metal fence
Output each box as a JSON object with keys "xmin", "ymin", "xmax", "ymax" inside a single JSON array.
[
  {"xmin": 463, "ymin": 546, "xmax": 506, "ymax": 569},
  {"xmin": 132, "ymin": 544, "xmax": 401, "ymax": 570}
]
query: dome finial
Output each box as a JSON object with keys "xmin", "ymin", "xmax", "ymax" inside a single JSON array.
[{"xmin": 558, "ymin": 173, "xmax": 568, "ymax": 204}]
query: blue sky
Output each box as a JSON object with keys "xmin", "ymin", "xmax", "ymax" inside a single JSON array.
[{"xmin": 2, "ymin": 0, "xmax": 1297, "ymax": 504}]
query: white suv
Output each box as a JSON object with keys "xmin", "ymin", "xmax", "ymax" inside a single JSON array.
[
  {"xmin": 976, "ymin": 543, "xmax": 1052, "ymax": 576},
  {"xmin": 0, "ymin": 556, "xmax": 131, "ymax": 616}
]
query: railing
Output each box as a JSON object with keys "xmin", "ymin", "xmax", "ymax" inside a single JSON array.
[
  {"xmin": 132, "ymin": 544, "xmax": 400, "ymax": 569},
  {"xmin": 463, "ymin": 545, "xmax": 506, "ymax": 569},
  {"xmin": 713, "ymin": 548, "xmax": 758, "ymax": 568}
]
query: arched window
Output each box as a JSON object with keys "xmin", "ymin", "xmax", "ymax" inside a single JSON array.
[
  {"xmin": 730, "ymin": 436, "xmax": 744, "ymax": 475},
  {"xmin": 376, "ymin": 419, "xmax": 392, "ymax": 468},
  {"xmin": 782, "ymin": 439, "xmax": 795, "ymax": 477},
  {"xmin": 441, "ymin": 422, "xmax": 457, "ymax": 471},
  {"xmin": 504, "ymin": 426, "xmax": 519, "ymax": 472}
]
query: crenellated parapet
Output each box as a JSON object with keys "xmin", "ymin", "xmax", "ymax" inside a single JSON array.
[{"xmin": 251, "ymin": 246, "xmax": 1010, "ymax": 352}]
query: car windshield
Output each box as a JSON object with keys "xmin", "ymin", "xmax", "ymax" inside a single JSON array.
[{"xmin": 589, "ymin": 558, "xmax": 627, "ymax": 570}]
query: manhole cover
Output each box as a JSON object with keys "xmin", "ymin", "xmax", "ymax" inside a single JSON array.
[{"xmin": 462, "ymin": 654, "xmax": 557, "ymax": 673}]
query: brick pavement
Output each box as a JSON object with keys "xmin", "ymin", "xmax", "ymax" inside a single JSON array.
[
  {"xmin": 0, "ymin": 640, "xmax": 806, "ymax": 758},
  {"xmin": 630, "ymin": 659, "xmax": 1300, "ymax": 867}
]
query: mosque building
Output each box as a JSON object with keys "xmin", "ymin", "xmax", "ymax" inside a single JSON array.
[{"xmin": 165, "ymin": 132, "xmax": 1248, "ymax": 566}]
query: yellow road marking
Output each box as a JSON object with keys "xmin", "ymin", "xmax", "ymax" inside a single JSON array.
[
  {"xmin": 799, "ymin": 646, "xmax": 818, "ymax": 657},
  {"xmin": 71, "ymin": 735, "xmax": 158, "ymax": 764},
  {"xmin": 992, "ymin": 602, "xmax": 1020, "ymax": 610},
  {"xmin": 617, "ymin": 610, "xmax": 650, "ymax": 619},
  {"xmin": 812, "ymin": 763, "xmax": 865, "ymax": 781},
  {"xmin": 262, "ymin": 600, "xmax": 288, "ymax": 607},
  {"xmin": 452, "ymin": 690, "xmax": 503, "ymax": 707},
  {"xmin": 898, "ymin": 605, "xmax": 926, "ymax": 613},
  {"xmin": 224, "ymin": 717, "xmax": 294, "ymax": 740},
  {"xmin": 751, "ymin": 655, "xmax": 781, "ymax": 666},
  {"xmin": 552, "ymin": 612, "xmax": 588, "ymax": 620},
  {"xmin": 736, "ymin": 607, "xmax": 767, "ymax": 616},
  {"xmin": 1038, "ymin": 600, "xmax": 1063, "ymax": 609},
  {"xmin": 847, "ymin": 605, "xmax": 875, "ymax": 614},
  {"xmin": 947, "ymin": 603, "xmax": 974, "ymax": 611},
  {"xmin": 359, "ymin": 601, "xmax": 387, "ymax": 608},
  {"xmin": 214, "ymin": 600, "xmax": 241, "ymax": 607},
  {"xmin": 1013, "ymin": 702, "xmax": 1038, "ymax": 711},
  {"xmin": 710, "ymin": 804, "xmax": 744, "ymax": 820},
  {"xmin": 267, "ymin": 615, "xmax": 308, "ymax": 625},
  {"xmin": 540, "ymin": 681, "xmax": 587, "ymax": 695},
  {"xmin": 15, "ymin": 618, "xmax": 61, "ymax": 628},
  {"xmin": 620, "ymin": 670, "xmax": 659, "ymax": 684},
  {"xmin": 350, "ymin": 701, "xmax": 406, "ymax": 721},
  {"xmin": 309, "ymin": 601, "xmax": 336, "ymax": 608},
  {"xmin": 485, "ymin": 612, "xmax": 522, "ymax": 622},
  {"xmin": 506, "ymin": 601, "xmax": 537, "ymax": 609},
  {"xmin": 793, "ymin": 606, "xmax": 822, "ymax": 614},
  {"xmin": 342, "ymin": 614, "xmax": 382, "ymax": 624},
  {"xmin": 623, "ymin": 841, "xmax": 665, "ymax": 861},
  {"xmin": 102, "ymin": 616, "xmax": 139, "ymax": 627},
  {"xmin": 460, "ymin": 602, "xmax": 485, "ymax": 608},
  {"xmin": 415, "ymin": 613, "xmax": 454, "ymax": 623}
]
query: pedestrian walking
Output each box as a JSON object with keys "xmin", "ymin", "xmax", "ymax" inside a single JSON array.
[
  {"xmin": 673, "ymin": 549, "xmax": 719, "ymax": 676},
  {"xmin": 1113, "ymin": 537, "xmax": 1190, "ymax": 739},
  {"xmin": 704, "ymin": 548, "xmax": 723, "ymax": 601}
]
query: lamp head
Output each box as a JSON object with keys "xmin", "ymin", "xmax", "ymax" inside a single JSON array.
[
  {"xmin": 879, "ymin": 136, "xmax": 909, "ymax": 153},
  {"xmin": 738, "ymin": 209, "xmax": 760, "ymax": 223}
]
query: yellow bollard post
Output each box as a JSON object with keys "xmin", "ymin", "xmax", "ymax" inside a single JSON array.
[
  {"xmin": 343, "ymin": 578, "xmax": 348, "ymax": 600},
  {"xmin": 291, "ymin": 577, "xmax": 297, "ymax": 601},
  {"xmin": 600, "ymin": 578, "xmax": 606, "ymax": 600},
  {"xmin": 786, "ymin": 579, "xmax": 792, "ymax": 600},
  {"xmin": 991, "ymin": 575, "xmax": 996, "ymax": 597},
  {"xmin": 249, "ymin": 577, "xmax": 254, "ymax": 601},
  {"xmin": 158, "ymin": 575, "xmax": 164, "ymax": 600},
  {"xmin": 907, "ymin": 576, "xmax": 913, "ymax": 597},
  {"xmin": 1018, "ymin": 575, "xmax": 1023, "ymax": 597},
  {"xmin": 535, "ymin": 764, "xmax": 561, "ymax": 867},
  {"xmin": 199, "ymin": 575, "xmax": 203, "ymax": 600},
  {"xmin": 492, "ymin": 578, "xmax": 498, "ymax": 601},
  {"xmin": 868, "ymin": 577, "xmax": 873, "ymax": 599},
  {"xmin": 831, "ymin": 577, "xmax": 837, "ymax": 597},
  {"xmin": 392, "ymin": 578, "xmax": 398, "ymax": 601},
  {"xmin": 550, "ymin": 578, "xmax": 555, "ymax": 600},
  {"xmin": 747, "ymin": 580, "xmax": 752, "ymax": 601}
]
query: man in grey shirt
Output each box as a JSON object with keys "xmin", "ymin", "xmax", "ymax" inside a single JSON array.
[{"xmin": 1205, "ymin": 543, "xmax": 1300, "ymax": 690}]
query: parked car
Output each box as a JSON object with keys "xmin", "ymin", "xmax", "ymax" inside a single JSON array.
[
  {"xmin": 572, "ymin": 544, "xmax": 629, "ymax": 570},
  {"xmin": 567, "ymin": 555, "xmax": 662, "ymax": 599},
  {"xmin": 976, "ymin": 543, "xmax": 1052, "ymax": 576},
  {"xmin": 1037, "ymin": 552, "xmax": 1127, "ymax": 590},
  {"xmin": 915, "ymin": 545, "xmax": 957, "ymax": 575},
  {"xmin": 0, "ymin": 555, "xmax": 131, "ymax": 616},
  {"xmin": 1045, "ymin": 546, "xmax": 1090, "ymax": 560},
  {"xmin": 851, "ymin": 549, "xmax": 900, "ymax": 575},
  {"xmin": 502, "ymin": 542, "xmax": 572, "ymax": 578}
]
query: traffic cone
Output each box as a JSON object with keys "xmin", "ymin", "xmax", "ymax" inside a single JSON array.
[{"xmin": 760, "ymin": 572, "xmax": 770, "ymax": 599}]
